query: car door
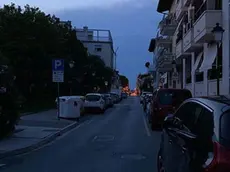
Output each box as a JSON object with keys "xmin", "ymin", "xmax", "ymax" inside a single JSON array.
[{"xmin": 164, "ymin": 102, "xmax": 202, "ymax": 172}]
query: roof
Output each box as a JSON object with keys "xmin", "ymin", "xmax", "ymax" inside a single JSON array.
[
  {"xmin": 157, "ymin": 0, "xmax": 173, "ymax": 13},
  {"xmin": 86, "ymin": 93, "xmax": 101, "ymax": 96},
  {"xmin": 148, "ymin": 39, "xmax": 156, "ymax": 52}
]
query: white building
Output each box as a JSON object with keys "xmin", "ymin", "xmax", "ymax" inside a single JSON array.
[
  {"xmin": 150, "ymin": 0, "xmax": 228, "ymax": 97},
  {"xmin": 76, "ymin": 26, "xmax": 115, "ymax": 69}
]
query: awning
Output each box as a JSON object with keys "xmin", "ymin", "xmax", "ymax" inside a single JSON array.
[
  {"xmin": 157, "ymin": 0, "xmax": 173, "ymax": 13},
  {"xmin": 191, "ymin": 52, "xmax": 203, "ymax": 73},
  {"xmin": 148, "ymin": 39, "xmax": 156, "ymax": 52},
  {"xmin": 199, "ymin": 45, "xmax": 217, "ymax": 72}
]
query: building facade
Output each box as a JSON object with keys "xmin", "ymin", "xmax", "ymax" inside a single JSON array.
[
  {"xmin": 149, "ymin": 0, "xmax": 228, "ymax": 97},
  {"xmin": 76, "ymin": 26, "xmax": 115, "ymax": 69}
]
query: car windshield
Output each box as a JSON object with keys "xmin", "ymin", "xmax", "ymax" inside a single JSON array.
[
  {"xmin": 220, "ymin": 111, "xmax": 230, "ymax": 147},
  {"xmin": 85, "ymin": 95, "xmax": 101, "ymax": 101},
  {"xmin": 158, "ymin": 90, "xmax": 192, "ymax": 105}
]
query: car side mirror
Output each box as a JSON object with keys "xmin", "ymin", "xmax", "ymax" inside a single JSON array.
[{"xmin": 162, "ymin": 114, "xmax": 174, "ymax": 129}]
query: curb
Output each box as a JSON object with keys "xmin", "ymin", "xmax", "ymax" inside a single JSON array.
[{"xmin": 0, "ymin": 121, "xmax": 78, "ymax": 159}]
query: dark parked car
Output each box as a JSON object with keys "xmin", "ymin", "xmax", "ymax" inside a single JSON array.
[
  {"xmin": 150, "ymin": 88, "xmax": 192, "ymax": 130},
  {"xmin": 121, "ymin": 92, "xmax": 128, "ymax": 99},
  {"xmin": 157, "ymin": 95, "xmax": 230, "ymax": 172}
]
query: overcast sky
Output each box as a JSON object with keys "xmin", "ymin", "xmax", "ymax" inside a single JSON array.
[{"xmin": 1, "ymin": 0, "xmax": 161, "ymax": 89}]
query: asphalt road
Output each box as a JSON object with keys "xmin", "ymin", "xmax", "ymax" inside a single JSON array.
[{"xmin": 0, "ymin": 96, "xmax": 161, "ymax": 172}]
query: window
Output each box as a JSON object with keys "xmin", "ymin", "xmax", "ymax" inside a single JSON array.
[
  {"xmin": 95, "ymin": 48, "xmax": 102, "ymax": 52},
  {"xmin": 85, "ymin": 95, "xmax": 101, "ymax": 101},
  {"xmin": 195, "ymin": 107, "xmax": 214, "ymax": 137},
  {"xmin": 157, "ymin": 90, "xmax": 192, "ymax": 106},
  {"xmin": 174, "ymin": 102, "xmax": 202, "ymax": 131}
]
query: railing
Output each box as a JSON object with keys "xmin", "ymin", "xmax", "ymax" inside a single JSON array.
[
  {"xmin": 194, "ymin": 1, "xmax": 206, "ymax": 23},
  {"xmin": 77, "ymin": 36, "xmax": 112, "ymax": 42},
  {"xmin": 159, "ymin": 13, "xmax": 177, "ymax": 26}
]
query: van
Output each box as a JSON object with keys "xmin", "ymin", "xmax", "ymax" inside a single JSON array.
[{"xmin": 149, "ymin": 88, "xmax": 192, "ymax": 130}]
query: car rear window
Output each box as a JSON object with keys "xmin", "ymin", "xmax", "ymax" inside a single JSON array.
[
  {"xmin": 158, "ymin": 90, "xmax": 192, "ymax": 105},
  {"xmin": 85, "ymin": 95, "xmax": 101, "ymax": 101},
  {"xmin": 220, "ymin": 111, "xmax": 230, "ymax": 147}
]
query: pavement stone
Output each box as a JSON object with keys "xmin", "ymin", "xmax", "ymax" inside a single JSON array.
[{"xmin": 0, "ymin": 109, "xmax": 80, "ymax": 159}]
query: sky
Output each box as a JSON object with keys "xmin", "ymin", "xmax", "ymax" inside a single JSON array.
[{"xmin": 1, "ymin": 0, "xmax": 162, "ymax": 89}]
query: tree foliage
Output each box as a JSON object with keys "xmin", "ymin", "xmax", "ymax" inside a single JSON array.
[
  {"xmin": 119, "ymin": 75, "xmax": 129, "ymax": 87},
  {"xmin": 0, "ymin": 3, "xmax": 115, "ymax": 136}
]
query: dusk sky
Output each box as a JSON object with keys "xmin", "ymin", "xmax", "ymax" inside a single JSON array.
[{"xmin": 1, "ymin": 0, "xmax": 162, "ymax": 89}]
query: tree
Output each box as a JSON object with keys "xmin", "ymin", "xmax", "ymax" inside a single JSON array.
[
  {"xmin": 0, "ymin": 3, "xmax": 115, "ymax": 136},
  {"xmin": 119, "ymin": 75, "xmax": 129, "ymax": 87}
]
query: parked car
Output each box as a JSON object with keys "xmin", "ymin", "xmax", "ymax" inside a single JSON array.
[
  {"xmin": 143, "ymin": 93, "xmax": 152, "ymax": 112},
  {"xmin": 121, "ymin": 92, "xmax": 128, "ymax": 99},
  {"xmin": 140, "ymin": 91, "xmax": 151, "ymax": 104},
  {"xmin": 157, "ymin": 95, "xmax": 230, "ymax": 172},
  {"xmin": 103, "ymin": 93, "xmax": 113, "ymax": 107},
  {"xmin": 110, "ymin": 93, "xmax": 120, "ymax": 103},
  {"xmin": 150, "ymin": 88, "xmax": 192, "ymax": 130},
  {"xmin": 84, "ymin": 93, "xmax": 106, "ymax": 113}
]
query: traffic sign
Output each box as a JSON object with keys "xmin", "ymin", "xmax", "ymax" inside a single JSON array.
[
  {"xmin": 52, "ymin": 71, "xmax": 64, "ymax": 82},
  {"xmin": 52, "ymin": 59, "xmax": 64, "ymax": 71},
  {"xmin": 52, "ymin": 59, "xmax": 64, "ymax": 83}
]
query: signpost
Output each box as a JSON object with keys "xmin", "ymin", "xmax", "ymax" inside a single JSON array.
[{"xmin": 52, "ymin": 59, "xmax": 64, "ymax": 119}]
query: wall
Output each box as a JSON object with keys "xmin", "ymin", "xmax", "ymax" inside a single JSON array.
[{"xmin": 83, "ymin": 42, "xmax": 114, "ymax": 68}]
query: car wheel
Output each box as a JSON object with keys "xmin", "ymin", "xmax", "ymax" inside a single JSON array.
[{"xmin": 157, "ymin": 149, "xmax": 165, "ymax": 172}]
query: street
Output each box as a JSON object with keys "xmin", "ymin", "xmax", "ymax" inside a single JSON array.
[{"xmin": 0, "ymin": 97, "xmax": 161, "ymax": 172}]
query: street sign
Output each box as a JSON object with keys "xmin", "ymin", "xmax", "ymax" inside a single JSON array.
[
  {"xmin": 52, "ymin": 59, "xmax": 64, "ymax": 83},
  {"xmin": 52, "ymin": 71, "xmax": 64, "ymax": 82}
]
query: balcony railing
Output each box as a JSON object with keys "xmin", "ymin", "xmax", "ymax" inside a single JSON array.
[
  {"xmin": 159, "ymin": 14, "xmax": 177, "ymax": 36},
  {"xmin": 194, "ymin": 1, "xmax": 207, "ymax": 23}
]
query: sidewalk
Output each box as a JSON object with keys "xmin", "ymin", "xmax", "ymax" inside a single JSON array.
[{"xmin": 0, "ymin": 109, "xmax": 79, "ymax": 159}]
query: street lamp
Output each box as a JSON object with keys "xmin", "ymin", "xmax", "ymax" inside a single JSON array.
[
  {"xmin": 69, "ymin": 60, "xmax": 75, "ymax": 68},
  {"xmin": 212, "ymin": 23, "xmax": 224, "ymax": 96}
]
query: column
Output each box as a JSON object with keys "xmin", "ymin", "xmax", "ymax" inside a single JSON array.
[
  {"xmin": 183, "ymin": 58, "xmax": 186, "ymax": 89},
  {"xmin": 191, "ymin": 53, "xmax": 195, "ymax": 96},
  {"xmin": 204, "ymin": 70, "xmax": 208, "ymax": 96},
  {"xmin": 222, "ymin": 0, "xmax": 230, "ymax": 94}
]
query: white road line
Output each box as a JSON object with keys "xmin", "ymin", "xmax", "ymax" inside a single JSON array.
[
  {"xmin": 0, "ymin": 164, "xmax": 6, "ymax": 167},
  {"xmin": 85, "ymin": 120, "xmax": 93, "ymax": 125},
  {"xmin": 142, "ymin": 115, "xmax": 151, "ymax": 137}
]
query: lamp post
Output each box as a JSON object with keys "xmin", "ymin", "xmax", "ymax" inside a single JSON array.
[
  {"xmin": 104, "ymin": 81, "xmax": 108, "ymax": 92},
  {"xmin": 68, "ymin": 60, "xmax": 75, "ymax": 95},
  {"xmin": 211, "ymin": 23, "xmax": 224, "ymax": 96}
]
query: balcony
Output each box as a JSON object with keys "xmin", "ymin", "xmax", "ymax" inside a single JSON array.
[
  {"xmin": 155, "ymin": 36, "xmax": 172, "ymax": 48},
  {"xmin": 183, "ymin": 25, "xmax": 202, "ymax": 52},
  {"xmin": 183, "ymin": 0, "xmax": 191, "ymax": 7},
  {"xmin": 193, "ymin": 2, "xmax": 222, "ymax": 43},
  {"xmin": 159, "ymin": 14, "xmax": 177, "ymax": 36},
  {"xmin": 156, "ymin": 51, "xmax": 173, "ymax": 72},
  {"xmin": 176, "ymin": 0, "xmax": 187, "ymax": 21}
]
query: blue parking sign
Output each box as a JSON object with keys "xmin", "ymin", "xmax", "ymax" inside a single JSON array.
[
  {"xmin": 52, "ymin": 59, "xmax": 64, "ymax": 82},
  {"xmin": 52, "ymin": 59, "xmax": 64, "ymax": 71}
]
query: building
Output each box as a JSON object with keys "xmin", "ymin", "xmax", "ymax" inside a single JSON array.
[
  {"xmin": 76, "ymin": 26, "xmax": 115, "ymax": 69},
  {"xmin": 149, "ymin": 0, "xmax": 227, "ymax": 97}
]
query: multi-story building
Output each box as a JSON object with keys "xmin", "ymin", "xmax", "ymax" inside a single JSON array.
[
  {"xmin": 150, "ymin": 0, "xmax": 228, "ymax": 97},
  {"xmin": 76, "ymin": 26, "xmax": 115, "ymax": 69}
]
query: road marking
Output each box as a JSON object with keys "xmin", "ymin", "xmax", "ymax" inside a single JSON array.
[
  {"xmin": 142, "ymin": 115, "xmax": 151, "ymax": 137},
  {"xmin": 85, "ymin": 120, "xmax": 93, "ymax": 125},
  {"xmin": 0, "ymin": 164, "xmax": 6, "ymax": 167}
]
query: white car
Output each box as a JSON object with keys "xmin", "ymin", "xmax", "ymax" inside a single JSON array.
[{"xmin": 84, "ymin": 93, "xmax": 106, "ymax": 113}]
